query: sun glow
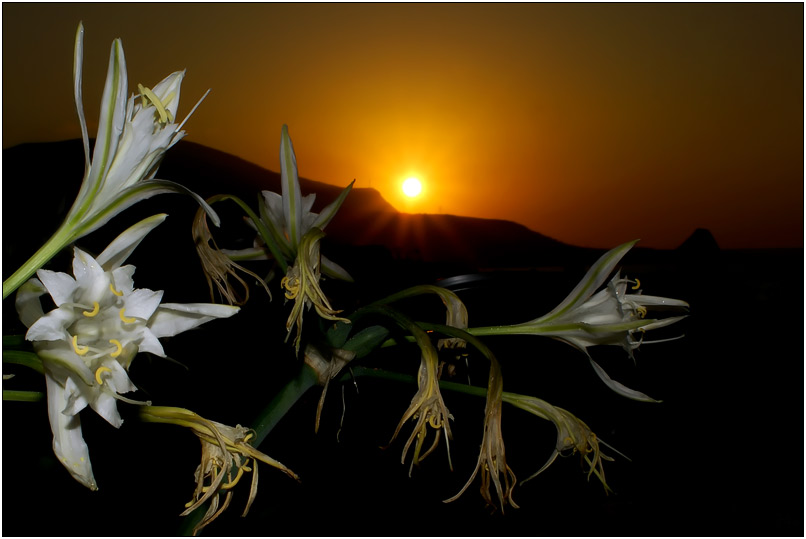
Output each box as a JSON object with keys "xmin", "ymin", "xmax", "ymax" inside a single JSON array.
[{"xmin": 402, "ymin": 177, "xmax": 422, "ymax": 198}]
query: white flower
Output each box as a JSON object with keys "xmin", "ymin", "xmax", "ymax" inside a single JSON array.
[
  {"xmin": 3, "ymin": 23, "xmax": 216, "ymax": 299},
  {"xmin": 471, "ymin": 241, "xmax": 688, "ymax": 402},
  {"xmin": 256, "ymin": 125, "xmax": 354, "ymax": 281},
  {"xmin": 15, "ymin": 215, "xmax": 239, "ymax": 490}
]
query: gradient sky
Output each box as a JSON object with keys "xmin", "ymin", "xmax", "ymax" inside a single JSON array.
[{"xmin": 3, "ymin": 3, "xmax": 803, "ymax": 249}]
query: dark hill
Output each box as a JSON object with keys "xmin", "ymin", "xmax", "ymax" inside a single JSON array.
[{"xmin": 3, "ymin": 139, "xmax": 585, "ymax": 273}]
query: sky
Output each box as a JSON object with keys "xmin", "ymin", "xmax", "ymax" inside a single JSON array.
[{"xmin": 2, "ymin": 3, "xmax": 803, "ymax": 249}]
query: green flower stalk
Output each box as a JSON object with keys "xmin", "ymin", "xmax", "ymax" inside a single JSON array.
[
  {"xmin": 139, "ymin": 406, "xmax": 299, "ymax": 536},
  {"xmin": 470, "ymin": 240, "xmax": 689, "ymax": 402},
  {"xmin": 15, "ymin": 215, "xmax": 239, "ymax": 490},
  {"xmin": 3, "ymin": 23, "xmax": 216, "ymax": 299}
]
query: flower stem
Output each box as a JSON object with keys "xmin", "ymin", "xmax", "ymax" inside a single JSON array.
[
  {"xmin": 3, "ymin": 225, "xmax": 74, "ymax": 299},
  {"xmin": 3, "ymin": 390, "xmax": 44, "ymax": 402}
]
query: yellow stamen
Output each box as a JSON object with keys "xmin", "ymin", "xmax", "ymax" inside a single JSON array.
[
  {"xmin": 636, "ymin": 306, "xmax": 647, "ymax": 318},
  {"xmin": 95, "ymin": 366, "xmax": 112, "ymax": 385},
  {"xmin": 82, "ymin": 302, "xmax": 100, "ymax": 317},
  {"xmin": 72, "ymin": 335, "xmax": 89, "ymax": 356},
  {"xmin": 631, "ymin": 278, "xmax": 641, "ymax": 290},
  {"xmin": 243, "ymin": 432, "xmax": 255, "ymax": 443},
  {"xmin": 119, "ymin": 308, "xmax": 136, "ymax": 324},
  {"xmin": 109, "ymin": 339, "xmax": 123, "ymax": 358},
  {"xmin": 184, "ymin": 499, "xmax": 196, "ymax": 509},
  {"xmin": 109, "ymin": 283, "xmax": 124, "ymax": 297},
  {"xmin": 138, "ymin": 83, "xmax": 170, "ymax": 124},
  {"xmin": 428, "ymin": 414, "xmax": 442, "ymax": 429},
  {"xmin": 281, "ymin": 276, "xmax": 300, "ymax": 300},
  {"xmin": 220, "ymin": 466, "xmax": 246, "ymax": 489}
]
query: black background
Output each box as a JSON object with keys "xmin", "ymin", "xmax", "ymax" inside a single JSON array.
[{"xmin": 3, "ymin": 141, "xmax": 803, "ymax": 536}]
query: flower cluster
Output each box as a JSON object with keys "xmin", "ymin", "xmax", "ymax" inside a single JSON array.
[{"xmin": 15, "ymin": 215, "xmax": 238, "ymax": 489}]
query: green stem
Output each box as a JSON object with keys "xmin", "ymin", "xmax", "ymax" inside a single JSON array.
[
  {"xmin": 3, "ymin": 350, "xmax": 45, "ymax": 375},
  {"xmin": 249, "ymin": 362, "xmax": 320, "ymax": 447},
  {"xmin": 3, "ymin": 225, "xmax": 74, "ymax": 299},
  {"xmin": 3, "ymin": 390, "xmax": 44, "ymax": 402}
]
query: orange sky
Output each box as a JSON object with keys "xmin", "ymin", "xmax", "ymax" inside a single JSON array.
[{"xmin": 3, "ymin": 3, "xmax": 803, "ymax": 249}]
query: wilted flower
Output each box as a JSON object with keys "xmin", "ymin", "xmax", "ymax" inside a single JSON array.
[
  {"xmin": 388, "ymin": 331, "xmax": 454, "ymax": 476},
  {"xmin": 139, "ymin": 406, "xmax": 299, "ymax": 536},
  {"xmin": 504, "ymin": 392, "xmax": 612, "ymax": 491},
  {"xmin": 193, "ymin": 206, "xmax": 271, "ymax": 305},
  {"xmin": 15, "ymin": 215, "xmax": 239, "ymax": 490},
  {"xmin": 3, "ymin": 23, "xmax": 216, "ymax": 299},
  {"xmin": 282, "ymin": 228, "xmax": 350, "ymax": 354},
  {"xmin": 471, "ymin": 241, "xmax": 689, "ymax": 401},
  {"xmin": 445, "ymin": 354, "xmax": 516, "ymax": 511}
]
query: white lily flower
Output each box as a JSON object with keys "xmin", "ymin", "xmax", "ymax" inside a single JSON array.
[
  {"xmin": 471, "ymin": 241, "xmax": 689, "ymax": 402},
  {"xmin": 3, "ymin": 23, "xmax": 216, "ymax": 299},
  {"xmin": 15, "ymin": 215, "xmax": 239, "ymax": 490},
  {"xmin": 257, "ymin": 125, "xmax": 354, "ymax": 281}
]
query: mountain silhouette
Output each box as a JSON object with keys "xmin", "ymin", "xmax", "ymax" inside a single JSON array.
[{"xmin": 3, "ymin": 139, "xmax": 584, "ymax": 274}]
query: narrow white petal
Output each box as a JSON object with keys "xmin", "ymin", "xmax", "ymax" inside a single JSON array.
[
  {"xmin": 36, "ymin": 270, "xmax": 77, "ymax": 307},
  {"xmin": 15, "ymin": 278, "xmax": 47, "ymax": 328},
  {"xmin": 91, "ymin": 392, "xmax": 123, "ymax": 428},
  {"xmin": 533, "ymin": 241, "xmax": 638, "ymax": 324},
  {"xmin": 312, "ymin": 180, "xmax": 354, "ymax": 230},
  {"xmin": 125, "ymin": 288, "xmax": 164, "ymax": 320},
  {"xmin": 321, "ymin": 255, "xmax": 354, "ymax": 282},
  {"xmin": 26, "ymin": 308, "xmax": 75, "ymax": 342},
  {"xmin": 588, "ymin": 358, "xmax": 660, "ymax": 403},
  {"xmin": 45, "ymin": 373, "xmax": 97, "ymax": 490},
  {"xmin": 148, "ymin": 303, "xmax": 239, "ymax": 338},
  {"xmin": 73, "ymin": 22, "xmax": 90, "ymax": 176},
  {"xmin": 138, "ymin": 328, "xmax": 166, "ymax": 357},
  {"xmin": 280, "ymin": 125, "xmax": 303, "ymax": 246},
  {"xmin": 62, "ymin": 375, "xmax": 91, "ymax": 416},
  {"xmin": 96, "ymin": 214, "xmax": 167, "ymax": 270}
]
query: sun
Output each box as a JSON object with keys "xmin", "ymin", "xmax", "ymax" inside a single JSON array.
[{"xmin": 402, "ymin": 177, "xmax": 422, "ymax": 198}]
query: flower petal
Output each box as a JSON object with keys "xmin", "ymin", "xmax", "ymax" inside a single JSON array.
[
  {"xmin": 533, "ymin": 240, "xmax": 637, "ymax": 324},
  {"xmin": 72, "ymin": 23, "xmax": 90, "ymax": 176},
  {"xmin": 36, "ymin": 269, "xmax": 77, "ymax": 307},
  {"xmin": 138, "ymin": 327, "xmax": 166, "ymax": 357},
  {"xmin": 74, "ymin": 179, "xmax": 220, "ymax": 239},
  {"xmin": 15, "ymin": 277, "xmax": 46, "ymax": 328},
  {"xmin": 148, "ymin": 303, "xmax": 239, "ymax": 338},
  {"xmin": 588, "ymin": 357, "xmax": 660, "ymax": 403},
  {"xmin": 45, "ymin": 372, "xmax": 97, "ymax": 490},
  {"xmin": 312, "ymin": 180, "xmax": 354, "ymax": 230},
  {"xmin": 280, "ymin": 125, "xmax": 303, "ymax": 246},
  {"xmin": 96, "ymin": 214, "xmax": 167, "ymax": 270},
  {"xmin": 26, "ymin": 308, "xmax": 74, "ymax": 342},
  {"xmin": 125, "ymin": 288, "xmax": 164, "ymax": 320}
]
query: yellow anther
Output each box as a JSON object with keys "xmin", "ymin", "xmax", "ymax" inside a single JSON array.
[
  {"xmin": 636, "ymin": 306, "xmax": 648, "ymax": 318},
  {"xmin": 109, "ymin": 339, "xmax": 123, "ymax": 358},
  {"xmin": 82, "ymin": 302, "xmax": 100, "ymax": 317},
  {"xmin": 220, "ymin": 466, "xmax": 246, "ymax": 489},
  {"xmin": 95, "ymin": 366, "xmax": 113, "ymax": 385},
  {"xmin": 119, "ymin": 308, "xmax": 136, "ymax": 324},
  {"xmin": 243, "ymin": 432, "xmax": 255, "ymax": 443},
  {"xmin": 428, "ymin": 414, "xmax": 442, "ymax": 429},
  {"xmin": 281, "ymin": 276, "xmax": 300, "ymax": 299},
  {"xmin": 109, "ymin": 283, "xmax": 124, "ymax": 297},
  {"xmin": 138, "ymin": 83, "xmax": 171, "ymax": 124},
  {"xmin": 184, "ymin": 499, "xmax": 196, "ymax": 509},
  {"xmin": 72, "ymin": 335, "xmax": 89, "ymax": 356},
  {"xmin": 631, "ymin": 278, "xmax": 641, "ymax": 290}
]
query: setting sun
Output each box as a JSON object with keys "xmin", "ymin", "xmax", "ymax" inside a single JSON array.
[{"xmin": 402, "ymin": 177, "xmax": 422, "ymax": 198}]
